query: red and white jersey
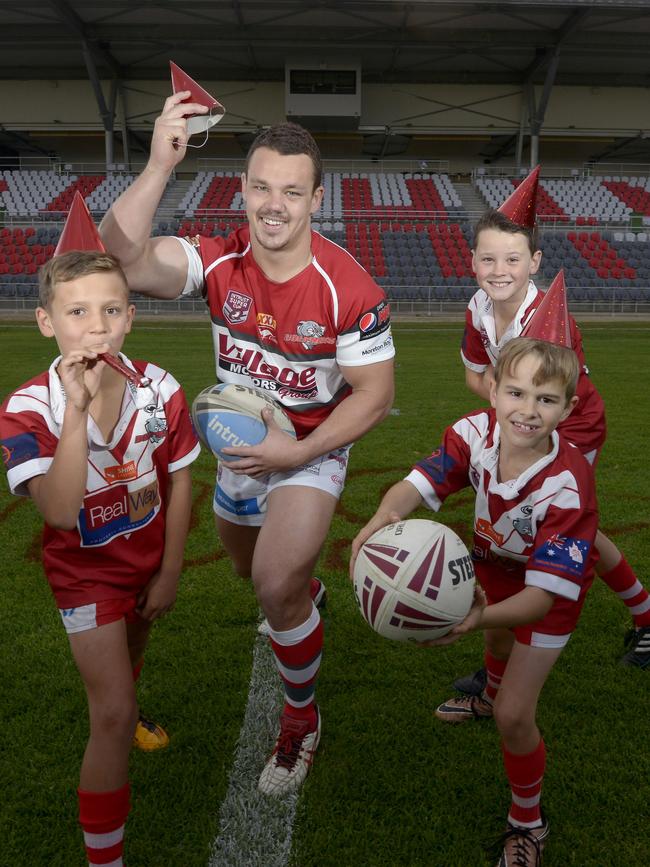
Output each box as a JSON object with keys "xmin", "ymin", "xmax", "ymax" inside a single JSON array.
[
  {"xmin": 461, "ymin": 283, "xmax": 606, "ymax": 455},
  {"xmin": 406, "ymin": 408, "xmax": 598, "ymax": 602},
  {"xmin": 0, "ymin": 354, "xmax": 200, "ymax": 607},
  {"xmin": 178, "ymin": 227, "xmax": 395, "ymax": 438}
]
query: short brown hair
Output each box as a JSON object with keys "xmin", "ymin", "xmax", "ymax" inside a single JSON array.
[
  {"xmin": 38, "ymin": 251, "xmax": 128, "ymax": 308},
  {"xmin": 495, "ymin": 337, "xmax": 579, "ymax": 403},
  {"xmin": 474, "ymin": 209, "xmax": 539, "ymax": 256},
  {"xmin": 244, "ymin": 123, "xmax": 322, "ymax": 190}
]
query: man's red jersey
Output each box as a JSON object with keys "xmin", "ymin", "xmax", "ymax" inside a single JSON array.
[
  {"xmin": 461, "ymin": 283, "xmax": 606, "ymax": 456},
  {"xmin": 179, "ymin": 227, "xmax": 395, "ymax": 438},
  {"xmin": 0, "ymin": 354, "xmax": 200, "ymax": 607}
]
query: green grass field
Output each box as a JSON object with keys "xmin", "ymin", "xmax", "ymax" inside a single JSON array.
[{"xmin": 1, "ymin": 319, "xmax": 649, "ymax": 866}]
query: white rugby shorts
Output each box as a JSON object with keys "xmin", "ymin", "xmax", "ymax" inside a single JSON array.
[{"xmin": 213, "ymin": 446, "xmax": 350, "ymax": 527}]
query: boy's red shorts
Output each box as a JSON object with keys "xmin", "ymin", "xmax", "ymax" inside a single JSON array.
[
  {"xmin": 476, "ymin": 561, "xmax": 593, "ymax": 649},
  {"xmin": 58, "ymin": 595, "xmax": 145, "ymax": 634}
]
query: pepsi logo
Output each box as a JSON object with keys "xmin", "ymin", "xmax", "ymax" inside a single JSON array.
[{"xmin": 359, "ymin": 312, "xmax": 377, "ymax": 333}]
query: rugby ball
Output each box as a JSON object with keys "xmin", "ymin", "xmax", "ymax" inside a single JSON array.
[
  {"xmin": 353, "ymin": 519, "xmax": 475, "ymax": 642},
  {"xmin": 191, "ymin": 383, "xmax": 296, "ymax": 461}
]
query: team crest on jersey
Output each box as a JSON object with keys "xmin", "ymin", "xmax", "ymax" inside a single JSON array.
[
  {"xmin": 257, "ymin": 312, "xmax": 277, "ymax": 344},
  {"xmin": 298, "ymin": 320, "xmax": 325, "ymax": 350},
  {"xmin": 135, "ymin": 404, "xmax": 168, "ymax": 444},
  {"xmin": 512, "ymin": 505, "xmax": 533, "ymax": 542},
  {"xmin": 223, "ymin": 290, "xmax": 253, "ymax": 325},
  {"xmin": 285, "ymin": 321, "xmax": 335, "ymax": 350}
]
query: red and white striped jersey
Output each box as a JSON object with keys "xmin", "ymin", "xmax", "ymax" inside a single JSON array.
[
  {"xmin": 406, "ymin": 408, "xmax": 598, "ymax": 602},
  {"xmin": 460, "ymin": 283, "xmax": 606, "ymax": 455},
  {"xmin": 179, "ymin": 227, "xmax": 395, "ymax": 438},
  {"xmin": 0, "ymin": 354, "xmax": 200, "ymax": 607}
]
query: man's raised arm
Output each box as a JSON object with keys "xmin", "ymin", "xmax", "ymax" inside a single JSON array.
[{"xmin": 99, "ymin": 92, "xmax": 208, "ymax": 298}]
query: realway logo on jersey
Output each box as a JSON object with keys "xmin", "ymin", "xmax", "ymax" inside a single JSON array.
[
  {"xmin": 217, "ymin": 333, "xmax": 317, "ymax": 394},
  {"xmin": 78, "ymin": 480, "xmax": 160, "ymax": 547}
]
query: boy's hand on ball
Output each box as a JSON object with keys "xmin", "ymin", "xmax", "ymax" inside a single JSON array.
[
  {"xmin": 417, "ymin": 585, "xmax": 487, "ymax": 646},
  {"xmin": 349, "ymin": 510, "xmax": 402, "ymax": 581}
]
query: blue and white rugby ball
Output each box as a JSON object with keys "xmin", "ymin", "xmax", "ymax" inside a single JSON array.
[{"xmin": 191, "ymin": 383, "xmax": 296, "ymax": 461}]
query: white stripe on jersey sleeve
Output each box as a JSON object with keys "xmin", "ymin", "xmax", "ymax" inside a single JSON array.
[
  {"xmin": 169, "ymin": 441, "xmax": 201, "ymax": 473},
  {"xmin": 460, "ymin": 348, "xmax": 488, "ymax": 373},
  {"xmin": 178, "ymin": 236, "xmax": 206, "ymax": 297},
  {"xmin": 312, "ymin": 256, "xmax": 340, "ymax": 327},
  {"xmin": 404, "ymin": 469, "xmax": 443, "ymax": 511},
  {"xmin": 7, "ymin": 457, "xmax": 52, "ymax": 497},
  {"xmin": 525, "ymin": 569, "xmax": 581, "ymax": 601}
]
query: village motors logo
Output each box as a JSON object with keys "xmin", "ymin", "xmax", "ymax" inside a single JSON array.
[{"xmin": 223, "ymin": 290, "xmax": 253, "ymax": 325}]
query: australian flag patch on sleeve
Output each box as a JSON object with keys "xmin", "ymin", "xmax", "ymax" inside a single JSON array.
[{"xmin": 531, "ymin": 533, "xmax": 591, "ymax": 578}]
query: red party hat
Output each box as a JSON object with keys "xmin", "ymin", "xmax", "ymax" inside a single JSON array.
[
  {"xmin": 170, "ymin": 61, "xmax": 225, "ymax": 135},
  {"xmin": 54, "ymin": 191, "xmax": 105, "ymax": 256},
  {"xmin": 521, "ymin": 269, "xmax": 572, "ymax": 348},
  {"xmin": 498, "ymin": 165, "xmax": 540, "ymax": 229}
]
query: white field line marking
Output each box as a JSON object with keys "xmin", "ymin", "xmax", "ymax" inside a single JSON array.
[{"xmin": 209, "ymin": 634, "xmax": 299, "ymax": 867}]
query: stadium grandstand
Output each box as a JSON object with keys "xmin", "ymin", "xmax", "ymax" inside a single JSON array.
[{"xmin": 1, "ymin": 0, "xmax": 650, "ymax": 318}]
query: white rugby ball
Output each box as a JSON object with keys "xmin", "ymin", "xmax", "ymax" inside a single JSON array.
[
  {"xmin": 191, "ymin": 383, "xmax": 296, "ymax": 461},
  {"xmin": 353, "ymin": 519, "xmax": 475, "ymax": 642}
]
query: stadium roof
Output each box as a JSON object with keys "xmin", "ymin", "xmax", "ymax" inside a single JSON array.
[{"xmin": 1, "ymin": 0, "xmax": 649, "ymax": 87}]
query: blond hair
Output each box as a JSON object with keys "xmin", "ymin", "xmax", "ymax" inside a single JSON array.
[
  {"xmin": 495, "ymin": 337, "xmax": 579, "ymax": 402},
  {"xmin": 38, "ymin": 251, "xmax": 128, "ymax": 308}
]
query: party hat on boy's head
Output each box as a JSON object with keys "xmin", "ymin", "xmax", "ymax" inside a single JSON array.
[
  {"xmin": 54, "ymin": 191, "xmax": 105, "ymax": 256},
  {"xmin": 498, "ymin": 165, "xmax": 540, "ymax": 229},
  {"xmin": 522, "ymin": 269, "xmax": 572, "ymax": 348},
  {"xmin": 170, "ymin": 61, "xmax": 225, "ymax": 136}
]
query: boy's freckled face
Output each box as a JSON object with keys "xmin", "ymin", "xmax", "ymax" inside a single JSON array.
[
  {"xmin": 490, "ymin": 355, "xmax": 575, "ymax": 453},
  {"xmin": 36, "ymin": 272, "xmax": 134, "ymax": 357},
  {"xmin": 472, "ymin": 228, "xmax": 541, "ymax": 308}
]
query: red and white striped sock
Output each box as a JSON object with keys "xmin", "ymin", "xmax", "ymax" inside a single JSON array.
[
  {"xmin": 269, "ymin": 603, "xmax": 322, "ymax": 730},
  {"xmin": 484, "ymin": 651, "xmax": 508, "ymax": 703},
  {"xmin": 600, "ymin": 557, "xmax": 650, "ymax": 627},
  {"xmin": 502, "ymin": 739, "xmax": 546, "ymax": 829},
  {"xmin": 78, "ymin": 782, "xmax": 130, "ymax": 866}
]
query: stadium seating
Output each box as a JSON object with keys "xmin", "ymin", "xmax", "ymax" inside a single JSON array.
[
  {"xmin": 1, "ymin": 168, "xmax": 650, "ymax": 305},
  {"xmin": 178, "ymin": 171, "xmax": 466, "ymax": 220},
  {"xmin": 476, "ymin": 176, "xmax": 636, "ymax": 223},
  {"xmin": 0, "ymin": 170, "xmax": 136, "ymax": 216}
]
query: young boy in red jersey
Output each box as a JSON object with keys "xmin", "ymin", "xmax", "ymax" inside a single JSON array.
[
  {"xmin": 455, "ymin": 171, "xmax": 650, "ymax": 690},
  {"xmin": 0, "ymin": 244, "xmax": 199, "ymax": 866},
  {"xmin": 351, "ymin": 336, "xmax": 598, "ymax": 866}
]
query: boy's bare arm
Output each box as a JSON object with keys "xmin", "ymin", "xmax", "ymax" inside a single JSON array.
[
  {"xmin": 349, "ymin": 479, "xmax": 423, "ymax": 578},
  {"xmin": 136, "ymin": 465, "xmax": 193, "ymax": 621},
  {"xmin": 27, "ymin": 350, "xmax": 108, "ymax": 529},
  {"xmin": 425, "ymin": 585, "xmax": 554, "ymax": 646},
  {"xmin": 465, "ymin": 366, "xmax": 493, "ymax": 401}
]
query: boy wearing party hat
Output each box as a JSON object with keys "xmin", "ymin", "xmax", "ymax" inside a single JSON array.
[
  {"xmin": 352, "ymin": 331, "xmax": 598, "ymax": 866},
  {"xmin": 0, "ymin": 192, "xmax": 200, "ymax": 866},
  {"xmin": 453, "ymin": 169, "xmax": 650, "ymax": 697}
]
